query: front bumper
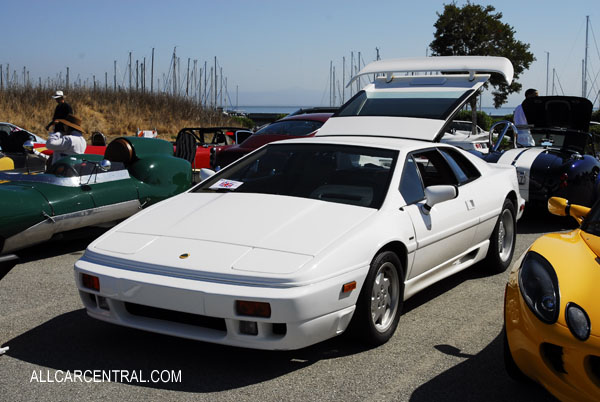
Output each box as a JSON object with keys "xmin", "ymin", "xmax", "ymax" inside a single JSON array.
[
  {"xmin": 505, "ymin": 273, "xmax": 600, "ymax": 402},
  {"xmin": 74, "ymin": 257, "xmax": 366, "ymax": 350}
]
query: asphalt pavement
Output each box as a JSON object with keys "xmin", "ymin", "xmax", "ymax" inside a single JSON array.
[{"xmin": 0, "ymin": 214, "xmax": 575, "ymax": 401}]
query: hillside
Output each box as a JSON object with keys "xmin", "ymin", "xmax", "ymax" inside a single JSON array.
[{"xmin": 0, "ymin": 87, "xmax": 242, "ymax": 141}]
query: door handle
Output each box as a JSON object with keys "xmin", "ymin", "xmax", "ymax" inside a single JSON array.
[{"xmin": 465, "ymin": 199, "xmax": 475, "ymax": 210}]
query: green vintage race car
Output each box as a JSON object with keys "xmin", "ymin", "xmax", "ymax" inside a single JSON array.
[{"xmin": 0, "ymin": 136, "xmax": 191, "ymax": 276}]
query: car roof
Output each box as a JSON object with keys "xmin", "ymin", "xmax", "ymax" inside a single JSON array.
[
  {"xmin": 287, "ymin": 107, "xmax": 339, "ymax": 116},
  {"xmin": 277, "ymin": 113, "xmax": 333, "ymax": 123}
]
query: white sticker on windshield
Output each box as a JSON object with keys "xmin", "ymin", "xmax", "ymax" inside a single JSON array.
[{"xmin": 209, "ymin": 179, "xmax": 244, "ymax": 190}]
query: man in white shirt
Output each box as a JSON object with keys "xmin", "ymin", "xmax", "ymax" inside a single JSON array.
[
  {"xmin": 513, "ymin": 88, "xmax": 538, "ymax": 146},
  {"xmin": 513, "ymin": 88, "xmax": 539, "ymax": 126},
  {"xmin": 46, "ymin": 114, "xmax": 87, "ymax": 164}
]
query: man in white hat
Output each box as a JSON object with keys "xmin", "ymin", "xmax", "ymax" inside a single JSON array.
[
  {"xmin": 45, "ymin": 90, "xmax": 74, "ymax": 132},
  {"xmin": 46, "ymin": 114, "xmax": 87, "ymax": 164}
]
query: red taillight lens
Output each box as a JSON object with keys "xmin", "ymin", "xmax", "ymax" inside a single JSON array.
[
  {"xmin": 81, "ymin": 273, "xmax": 100, "ymax": 291},
  {"xmin": 235, "ymin": 300, "xmax": 271, "ymax": 318}
]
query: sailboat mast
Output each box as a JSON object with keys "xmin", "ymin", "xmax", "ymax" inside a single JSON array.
[{"xmin": 583, "ymin": 15, "xmax": 589, "ymax": 98}]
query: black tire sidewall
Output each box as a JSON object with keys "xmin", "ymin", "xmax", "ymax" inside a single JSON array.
[
  {"xmin": 486, "ymin": 199, "xmax": 516, "ymax": 273},
  {"xmin": 353, "ymin": 251, "xmax": 404, "ymax": 346}
]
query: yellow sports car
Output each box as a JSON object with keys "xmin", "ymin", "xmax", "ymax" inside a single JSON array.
[{"xmin": 504, "ymin": 196, "xmax": 600, "ymax": 401}]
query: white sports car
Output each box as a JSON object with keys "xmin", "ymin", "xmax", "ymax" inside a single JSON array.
[{"xmin": 74, "ymin": 56, "xmax": 525, "ymax": 350}]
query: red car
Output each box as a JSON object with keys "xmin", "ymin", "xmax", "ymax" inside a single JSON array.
[
  {"xmin": 173, "ymin": 127, "xmax": 253, "ymax": 169},
  {"xmin": 211, "ymin": 113, "xmax": 332, "ymax": 169}
]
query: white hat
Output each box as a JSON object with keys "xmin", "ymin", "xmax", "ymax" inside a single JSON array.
[{"xmin": 52, "ymin": 90, "xmax": 64, "ymax": 99}]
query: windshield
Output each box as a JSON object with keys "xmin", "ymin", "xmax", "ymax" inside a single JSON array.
[
  {"xmin": 449, "ymin": 122, "xmax": 474, "ymax": 132},
  {"xmin": 335, "ymin": 90, "xmax": 473, "ymax": 120},
  {"xmin": 494, "ymin": 128, "xmax": 594, "ymax": 153},
  {"xmin": 255, "ymin": 120, "xmax": 324, "ymax": 136},
  {"xmin": 529, "ymin": 128, "xmax": 591, "ymax": 152},
  {"xmin": 194, "ymin": 143, "xmax": 398, "ymax": 208}
]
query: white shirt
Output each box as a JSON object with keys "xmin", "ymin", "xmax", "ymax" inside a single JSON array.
[
  {"xmin": 513, "ymin": 104, "xmax": 527, "ymax": 126},
  {"xmin": 46, "ymin": 131, "xmax": 87, "ymax": 164}
]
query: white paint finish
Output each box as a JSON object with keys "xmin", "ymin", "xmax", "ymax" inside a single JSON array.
[
  {"xmin": 497, "ymin": 148, "xmax": 546, "ymax": 202},
  {"xmin": 403, "ymin": 190, "xmax": 480, "ymax": 280},
  {"xmin": 348, "ymin": 56, "xmax": 514, "ymax": 86},
  {"xmin": 115, "ymin": 192, "xmax": 375, "ymax": 257},
  {"xmin": 76, "ymin": 133, "xmax": 523, "ymax": 349},
  {"xmin": 75, "ymin": 257, "xmax": 366, "ymax": 350},
  {"xmin": 94, "ymin": 232, "xmax": 157, "ymax": 254},
  {"xmin": 233, "ymin": 249, "xmax": 314, "ymax": 274},
  {"xmin": 316, "ymin": 116, "xmax": 445, "ymax": 141}
]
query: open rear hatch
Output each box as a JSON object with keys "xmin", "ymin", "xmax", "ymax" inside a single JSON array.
[
  {"xmin": 317, "ymin": 56, "xmax": 514, "ymax": 142},
  {"xmin": 522, "ymin": 96, "xmax": 593, "ymax": 132}
]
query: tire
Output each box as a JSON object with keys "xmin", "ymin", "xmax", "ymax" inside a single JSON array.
[
  {"xmin": 485, "ymin": 198, "xmax": 516, "ymax": 273},
  {"xmin": 350, "ymin": 251, "xmax": 404, "ymax": 346},
  {"xmin": 503, "ymin": 326, "xmax": 530, "ymax": 382}
]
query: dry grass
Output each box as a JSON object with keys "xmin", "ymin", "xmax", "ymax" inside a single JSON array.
[{"xmin": 0, "ymin": 87, "xmax": 237, "ymax": 141}]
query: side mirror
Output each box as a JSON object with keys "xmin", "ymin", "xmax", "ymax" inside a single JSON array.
[
  {"xmin": 99, "ymin": 159, "xmax": 111, "ymax": 172},
  {"xmin": 199, "ymin": 168, "xmax": 216, "ymax": 181},
  {"xmin": 422, "ymin": 185, "xmax": 457, "ymax": 215},
  {"xmin": 548, "ymin": 197, "xmax": 590, "ymax": 225},
  {"xmin": 23, "ymin": 140, "xmax": 35, "ymax": 153}
]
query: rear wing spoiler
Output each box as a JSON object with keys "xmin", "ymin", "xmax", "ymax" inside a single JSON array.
[{"xmin": 347, "ymin": 56, "xmax": 514, "ymax": 87}]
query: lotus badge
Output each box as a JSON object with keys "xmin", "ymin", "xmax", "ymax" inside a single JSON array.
[{"xmin": 179, "ymin": 253, "xmax": 190, "ymax": 259}]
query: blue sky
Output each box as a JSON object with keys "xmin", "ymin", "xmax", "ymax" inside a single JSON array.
[{"xmin": 1, "ymin": 0, "xmax": 598, "ymax": 109}]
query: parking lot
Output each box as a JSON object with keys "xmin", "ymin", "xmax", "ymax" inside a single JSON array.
[{"xmin": 0, "ymin": 214, "xmax": 571, "ymax": 401}]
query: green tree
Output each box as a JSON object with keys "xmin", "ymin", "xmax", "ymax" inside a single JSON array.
[{"xmin": 430, "ymin": 2, "xmax": 535, "ymax": 108}]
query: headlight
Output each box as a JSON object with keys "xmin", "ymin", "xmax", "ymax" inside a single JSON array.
[
  {"xmin": 566, "ymin": 302, "xmax": 591, "ymax": 341},
  {"xmin": 518, "ymin": 252, "xmax": 560, "ymax": 324}
]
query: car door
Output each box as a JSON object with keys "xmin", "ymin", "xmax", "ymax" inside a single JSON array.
[{"xmin": 400, "ymin": 147, "xmax": 482, "ymax": 280}]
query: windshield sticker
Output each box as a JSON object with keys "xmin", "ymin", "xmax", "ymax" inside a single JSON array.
[{"xmin": 209, "ymin": 179, "xmax": 244, "ymax": 190}]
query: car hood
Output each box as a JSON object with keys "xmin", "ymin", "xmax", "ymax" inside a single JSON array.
[
  {"xmin": 90, "ymin": 192, "xmax": 375, "ymax": 277},
  {"xmin": 523, "ymin": 96, "xmax": 593, "ymax": 132}
]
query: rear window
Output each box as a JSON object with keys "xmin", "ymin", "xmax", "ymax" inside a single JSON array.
[{"xmin": 336, "ymin": 90, "xmax": 473, "ymax": 120}]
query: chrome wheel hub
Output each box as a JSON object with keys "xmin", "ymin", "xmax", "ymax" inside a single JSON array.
[
  {"xmin": 370, "ymin": 262, "xmax": 400, "ymax": 333},
  {"xmin": 498, "ymin": 209, "xmax": 515, "ymax": 262}
]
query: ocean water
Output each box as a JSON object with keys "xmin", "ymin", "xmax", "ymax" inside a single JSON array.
[{"xmin": 237, "ymin": 105, "xmax": 516, "ymax": 116}]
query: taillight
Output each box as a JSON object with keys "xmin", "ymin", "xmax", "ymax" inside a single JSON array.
[{"xmin": 560, "ymin": 173, "xmax": 568, "ymax": 188}]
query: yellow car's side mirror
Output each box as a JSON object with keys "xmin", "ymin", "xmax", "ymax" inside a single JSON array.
[{"xmin": 548, "ymin": 197, "xmax": 590, "ymax": 225}]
